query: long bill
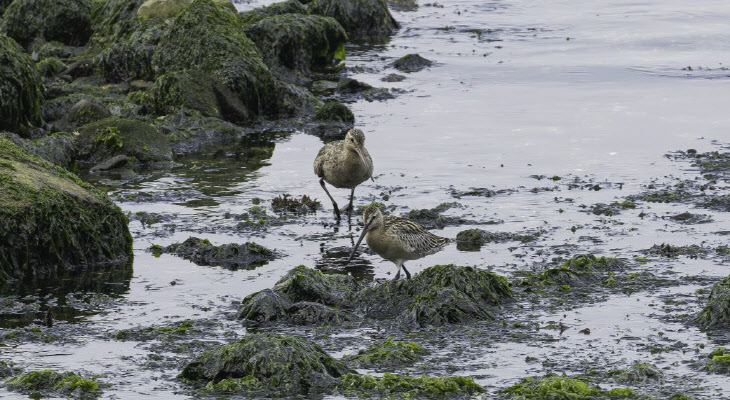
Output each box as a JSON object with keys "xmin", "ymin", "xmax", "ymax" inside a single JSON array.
[
  {"xmin": 355, "ymin": 148, "xmax": 368, "ymax": 168},
  {"xmin": 347, "ymin": 220, "xmax": 371, "ymax": 264}
]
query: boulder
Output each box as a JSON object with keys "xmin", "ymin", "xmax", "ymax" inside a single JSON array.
[
  {"xmin": 156, "ymin": 236, "xmax": 277, "ymax": 269},
  {"xmin": 307, "ymin": 0, "xmax": 397, "ymax": 41},
  {"xmin": 0, "ymin": 33, "xmax": 42, "ymax": 137},
  {"xmin": 181, "ymin": 334, "xmax": 353, "ymax": 396},
  {"xmin": 69, "ymin": 99, "xmax": 111, "ymax": 127},
  {"xmin": 152, "ymin": 0, "xmax": 277, "ymax": 121},
  {"xmin": 75, "ymin": 118, "xmax": 172, "ymax": 166},
  {"xmin": 0, "ymin": 137, "xmax": 132, "ymax": 289},
  {"xmin": 393, "ymin": 53, "xmax": 432, "ymax": 72},
  {"xmin": 238, "ymin": 0, "xmax": 307, "ymax": 26},
  {"xmin": 696, "ymin": 276, "xmax": 730, "ymax": 329},
  {"xmin": 243, "ymin": 14, "xmax": 346, "ymax": 75},
  {"xmin": 137, "ymin": 0, "xmax": 190, "ymax": 20},
  {"xmin": 1, "ymin": 0, "xmax": 92, "ymax": 48}
]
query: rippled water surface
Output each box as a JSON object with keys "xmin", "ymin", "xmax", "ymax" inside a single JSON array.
[{"xmin": 3, "ymin": 0, "xmax": 730, "ymax": 398}]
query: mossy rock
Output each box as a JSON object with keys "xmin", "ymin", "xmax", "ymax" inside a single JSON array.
[
  {"xmin": 181, "ymin": 334, "xmax": 354, "ymax": 396},
  {"xmin": 0, "ymin": 0, "xmax": 12, "ymax": 14},
  {"xmin": 243, "ymin": 14, "xmax": 347, "ymax": 74},
  {"xmin": 313, "ymin": 100, "xmax": 354, "ymax": 123},
  {"xmin": 308, "ymin": 0, "xmax": 397, "ymax": 41},
  {"xmin": 36, "ymin": 57, "xmax": 67, "ymax": 78},
  {"xmin": 696, "ymin": 275, "xmax": 730, "ymax": 329},
  {"xmin": 151, "ymin": 69, "xmax": 250, "ymax": 123},
  {"xmin": 90, "ymin": 0, "xmax": 146, "ymax": 47},
  {"xmin": 0, "ymin": 132, "xmax": 76, "ymax": 169},
  {"xmin": 707, "ymin": 348, "xmax": 730, "ymax": 373},
  {"xmin": 152, "ymin": 0, "xmax": 277, "ymax": 121},
  {"xmin": 338, "ymin": 373, "xmax": 483, "ymax": 398},
  {"xmin": 1, "ymin": 0, "xmax": 92, "ymax": 48},
  {"xmin": 5, "ymin": 370, "xmax": 101, "ymax": 399},
  {"xmin": 357, "ymin": 264, "xmax": 513, "ymax": 327},
  {"xmin": 501, "ymin": 374, "xmax": 635, "ymax": 399},
  {"xmin": 343, "ymin": 337, "xmax": 428, "ymax": 368},
  {"xmin": 393, "ymin": 53, "xmax": 433, "ymax": 72},
  {"xmin": 137, "ymin": 0, "xmax": 190, "ymax": 20},
  {"xmin": 156, "ymin": 236, "xmax": 277, "ymax": 269},
  {"xmin": 0, "ymin": 137, "xmax": 132, "ymax": 291},
  {"xmin": 238, "ymin": 0, "xmax": 307, "ymax": 26},
  {"xmin": 69, "ymin": 99, "xmax": 111, "ymax": 127},
  {"xmin": 76, "ymin": 118, "xmax": 172, "ymax": 166},
  {"xmin": 273, "ymin": 265, "xmax": 360, "ymax": 307},
  {"xmin": 609, "ymin": 363, "xmax": 663, "ymax": 384},
  {"xmin": 0, "ymin": 33, "xmax": 42, "ymax": 137}
]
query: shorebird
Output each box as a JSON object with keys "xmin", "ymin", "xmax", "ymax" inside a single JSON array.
[
  {"xmin": 348, "ymin": 206, "xmax": 449, "ymax": 280},
  {"xmin": 313, "ymin": 128, "xmax": 374, "ymax": 220}
]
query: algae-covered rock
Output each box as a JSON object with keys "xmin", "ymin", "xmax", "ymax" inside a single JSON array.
[
  {"xmin": 137, "ymin": 0, "xmax": 189, "ymax": 20},
  {"xmin": 338, "ymin": 373, "xmax": 483, "ymax": 398},
  {"xmin": 696, "ymin": 275, "xmax": 730, "ymax": 329},
  {"xmin": 308, "ymin": 0, "xmax": 397, "ymax": 41},
  {"xmin": 181, "ymin": 334, "xmax": 354, "ymax": 396},
  {"xmin": 313, "ymin": 100, "xmax": 355, "ymax": 123},
  {"xmin": 274, "ymin": 265, "xmax": 360, "ymax": 307},
  {"xmin": 153, "ymin": 0, "xmax": 277, "ymax": 121},
  {"xmin": 238, "ymin": 0, "xmax": 307, "ymax": 25},
  {"xmin": 36, "ymin": 57, "xmax": 67, "ymax": 78},
  {"xmin": 0, "ymin": 137, "xmax": 132, "ymax": 288},
  {"xmin": 456, "ymin": 228, "xmax": 542, "ymax": 251},
  {"xmin": 393, "ymin": 53, "xmax": 433, "ymax": 72},
  {"xmin": 0, "ymin": 132, "xmax": 75, "ymax": 169},
  {"xmin": 5, "ymin": 370, "xmax": 101, "ymax": 399},
  {"xmin": 1, "ymin": 0, "xmax": 92, "ymax": 48},
  {"xmin": 244, "ymin": 14, "xmax": 347, "ymax": 75},
  {"xmin": 707, "ymin": 348, "xmax": 730, "ymax": 374},
  {"xmin": 0, "ymin": 33, "xmax": 42, "ymax": 136},
  {"xmin": 156, "ymin": 236, "xmax": 277, "ymax": 269},
  {"xmin": 610, "ymin": 363, "xmax": 663, "ymax": 384},
  {"xmin": 76, "ymin": 118, "xmax": 172, "ymax": 166},
  {"xmin": 358, "ymin": 264, "xmax": 513, "ymax": 327},
  {"xmin": 501, "ymin": 374, "xmax": 635, "ymax": 399},
  {"xmin": 69, "ymin": 99, "xmax": 111, "ymax": 127},
  {"xmin": 343, "ymin": 337, "xmax": 428, "ymax": 368},
  {"xmin": 151, "ymin": 69, "xmax": 249, "ymax": 122}
]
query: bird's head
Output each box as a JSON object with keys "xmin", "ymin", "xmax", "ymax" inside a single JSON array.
[
  {"xmin": 344, "ymin": 129, "xmax": 368, "ymax": 168},
  {"xmin": 362, "ymin": 205, "xmax": 384, "ymax": 231}
]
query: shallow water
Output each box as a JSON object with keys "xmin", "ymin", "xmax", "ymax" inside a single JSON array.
[{"xmin": 3, "ymin": 0, "xmax": 730, "ymax": 398}]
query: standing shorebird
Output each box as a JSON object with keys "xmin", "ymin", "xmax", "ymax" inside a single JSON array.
[
  {"xmin": 313, "ymin": 129, "xmax": 374, "ymax": 220},
  {"xmin": 348, "ymin": 207, "xmax": 449, "ymax": 280}
]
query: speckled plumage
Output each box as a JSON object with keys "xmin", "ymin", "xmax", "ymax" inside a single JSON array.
[
  {"xmin": 313, "ymin": 129, "xmax": 374, "ymax": 220},
  {"xmin": 351, "ymin": 207, "xmax": 450, "ymax": 280}
]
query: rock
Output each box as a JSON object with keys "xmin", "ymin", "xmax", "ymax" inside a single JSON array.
[
  {"xmin": 0, "ymin": 33, "xmax": 42, "ymax": 137},
  {"xmin": 274, "ymin": 265, "xmax": 360, "ymax": 307},
  {"xmin": 0, "ymin": 132, "xmax": 75, "ymax": 169},
  {"xmin": 338, "ymin": 373, "xmax": 483, "ymax": 397},
  {"xmin": 129, "ymin": 80, "xmax": 154, "ymax": 91},
  {"xmin": 406, "ymin": 205, "xmax": 469, "ymax": 229},
  {"xmin": 311, "ymin": 79, "xmax": 339, "ymax": 95},
  {"xmin": 243, "ymin": 14, "xmax": 347, "ymax": 75},
  {"xmin": 336, "ymin": 78, "xmax": 372, "ymax": 93},
  {"xmin": 357, "ymin": 264, "xmax": 513, "ymax": 327},
  {"xmin": 276, "ymin": 80, "xmax": 320, "ymax": 117},
  {"xmin": 610, "ymin": 363, "xmax": 664, "ymax": 384},
  {"xmin": 152, "ymin": 0, "xmax": 277, "ymax": 121},
  {"xmin": 0, "ymin": 137, "xmax": 133, "ymax": 289},
  {"xmin": 502, "ymin": 374, "xmax": 634, "ymax": 399},
  {"xmin": 237, "ymin": 289, "xmax": 293, "ymax": 323},
  {"xmin": 35, "ymin": 57, "xmax": 67, "ymax": 78},
  {"xmin": 5, "ymin": 370, "xmax": 101, "ymax": 399},
  {"xmin": 313, "ymin": 100, "xmax": 354, "ymax": 123},
  {"xmin": 90, "ymin": 155, "xmax": 129, "ymax": 173},
  {"xmin": 75, "ymin": 118, "xmax": 172, "ymax": 166},
  {"xmin": 696, "ymin": 275, "xmax": 730, "ymax": 329},
  {"xmin": 151, "ymin": 69, "xmax": 249, "ymax": 122},
  {"xmin": 455, "ymin": 228, "xmax": 543, "ymax": 251},
  {"xmin": 69, "ymin": 99, "xmax": 111, "ymax": 126},
  {"xmin": 308, "ymin": 0, "xmax": 397, "ymax": 41},
  {"xmin": 180, "ymin": 334, "xmax": 354, "ymax": 396},
  {"xmin": 381, "ymin": 73, "xmax": 406, "ymax": 82},
  {"xmin": 156, "ymin": 236, "xmax": 277, "ymax": 269},
  {"xmin": 238, "ymin": 0, "xmax": 307, "ymax": 26},
  {"xmin": 343, "ymin": 337, "xmax": 428, "ymax": 368},
  {"xmin": 1, "ymin": 0, "xmax": 92, "ymax": 48},
  {"xmin": 393, "ymin": 53, "xmax": 432, "ymax": 72},
  {"xmin": 62, "ymin": 58, "xmax": 94, "ymax": 79},
  {"xmin": 0, "ymin": 0, "xmax": 12, "ymax": 14}
]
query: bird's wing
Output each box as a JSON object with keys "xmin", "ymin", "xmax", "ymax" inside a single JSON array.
[
  {"xmin": 386, "ymin": 216, "xmax": 450, "ymax": 256},
  {"xmin": 313, "ymin": 146, "xmax": 329, "ymax": 177}
]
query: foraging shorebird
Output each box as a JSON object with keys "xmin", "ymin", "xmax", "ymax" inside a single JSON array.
[
  {"xmin": 313, "ymin": 129, "xmax": 374, "ymax": 220},
  {"xmin": 348, "ymin": 207, "xmax": 449, "ymax": 280}
]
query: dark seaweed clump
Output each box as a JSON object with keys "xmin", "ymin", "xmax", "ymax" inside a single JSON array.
[
  {"xmin": 152, "ymin": 237, "xmax": 277, "ymax": 269},
  {"xmin": 271, "ymin": 194, "xmax": 321, "ymax": 213}
]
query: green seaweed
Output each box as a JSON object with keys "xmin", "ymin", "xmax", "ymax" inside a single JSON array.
[
  {"xmin": 0, "ymin": 33, "xmax": 42, "ymax": 136},
  {"xmin": 338, "ymin": 373, "xmax": 483, "ymax": 397},
  {"xmin": 502, "ymin": 374, "xmax": 635, "ymax": 399},
  {"xmin": 343, "ymin": 337, "xmax": 428, "ymax": 367}
]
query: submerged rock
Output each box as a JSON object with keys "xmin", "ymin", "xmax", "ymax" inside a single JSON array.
[
  {"xmin": 152, "ymin": 0, "xmax": 277, "ymax": 122},
  {"xmin": 76, "ymin": 118, "xmax": 172, "ymax": 167},
  {"xmin": 1, "ymin": 0, "xmax": 92, "ymax": 48},
  {"xmin": 271, "ymin": 194, "xmax": 320, "ymax": 213},
  {"xmin": 343, "ymin": 337, "xmax": 428, "ymax": 368},
  {"xmin": 393, "ymin": 53, "xmax": 433, "ymax": 72},
  {"xmin": 244, "ymin": 14, "xmax": 347, "ymax": 75},
  {"xmin": 181, "ymin": 334, "xmax": 353, "ymax": 396},
  {"xmin": 696, "ymin": 275, "xmax": 730, "ymax": 329},
  {"xmin": 156, "ymin": 237, "xmax": 277, "ymax": 269},
  {"xmin": 405, "ymin": 205, "xmax": 469, "ymax": 229},
  {"xmin": 456, "ymin": 228, "xmax": 543, "ymax": 251},
  {"xmin": 0, "ymin": 137, "xmax": 132, "ymax": 289},
  {"xmin": 5, "ymin": 370, "xmax": 101, "ymax": 399},
  {"xmin": 338, "ymin": 373, "xmax": 483, "ymax": 398},
  {"xmin": 0, "ymin": 33, "xmax": 42, "ymax": 136},
  {"xmin": 381, "ymin": 73, "xmax": 406, "ymax": 82},
  {"xmin": 308, "ymin": 0, "xmax": 397, "ymax": 41}
]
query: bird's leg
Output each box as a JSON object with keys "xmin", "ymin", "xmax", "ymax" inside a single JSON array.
[
  {"xmin": 393, "ymin": 261, "xmax": 402, "ymax": 281},
  {"xmin": 402, "ymin": 264, "xmax": 412, "ymax": 280},
  {"xmin": 347, "ymin": 188, "xmax": 355, "ymax": 219},
  {"xmin": 320, "ymin": 178, "xmax": 341, "ymax": 220}
]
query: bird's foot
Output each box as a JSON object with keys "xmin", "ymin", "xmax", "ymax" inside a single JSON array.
[{"xmin": 393, "ymin": 271, "xmax": 401, "ymax": 281}]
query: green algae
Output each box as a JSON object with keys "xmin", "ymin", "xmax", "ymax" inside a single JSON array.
[
  {"xmin": 338, "ymin": 373, "xmax": 483, "ymax": 398},
  {"xmin": 1, "ymin": 0, "xmax": 92, "ymax": 48},
  {"xmin": 695, "ymin": 276, "xmax": 730, "ymax": 329},
  {"xmin": 609, "ymin": 363, "xmax": 663, "ymax": 384},
  {"xmin": 273, "ymin": 265, "xmax": 360, "ymax": 307},
  {"xmin": 313, "ymin": 100, "xmax": 355, "ymax": 123},
  {"xmin": 204, "ymin": 376, "xmax": 262, "ymax": 393},
  {"xmin": 707, "ymin": 348, "xmax": 730, "ymax": 373},
  {"xmin": 308, "ymin": 0, "xmax": 397, "ymax": 41},
  {"xmin": 271, "ymin": 194, "xmax": 320, "ymax": 213},
  {"xmin": 158, "ymin": 237, "xmax": 276, "ymax": 269},
  {"xmin": 0, "ymin": 137, "xmax": 132, "ymax": 288},
  {"xmin": 5, "ymin": 370, "xmax": 101, "ymax": 398},
  {"xmin": 502, "ymin": 374, "xmax": 635, "ymax": 399},
  {"xmin": 238, "ymin": 0, "xmax": 307, "ymax": 26},
  {"xmin": 36, "ymin": 56, "xmax": 66, "ymax": 77},
  {"xmin": 0, "ymin": 33, "xmax": 42, "ymax": 136},
  {"xmin": 76, "ymin": 117, "xmax": 172, "ymax": 165},
  {"xmin": 343, "ymin": 337, "xmax": 428, "ymax": 368}
]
